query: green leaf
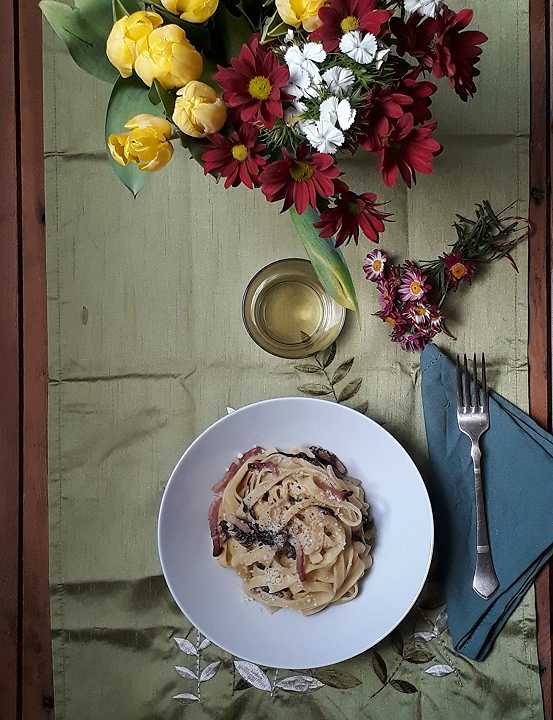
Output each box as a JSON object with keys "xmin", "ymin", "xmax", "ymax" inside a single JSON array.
[
  {"xmin": 390, "ymin": 680, "xmax": 417, "ymax": 694},
  {"xmin": 148, "ymin": 83, "xmax": 162, "ymax": 105},
  {"xmin": 371, "ymin": 652, "xmax": 387, "ymax": 684},
  {"xmin": 112, "ymin": 0, "xmax": 128, "ymax": 20},
  {"xmin": 331, "ymin": 358, "xmax": 354, "ymax": 385},
  {"xmin": 298, "ymin": 384, "xmax": 333, "ymax": 397},
  {"xmin": 403, "ymin": 645, "xmax": 435, "ymax": 664},
  {"xmin": 40, "ymin": 0, "xmax": 118, "ymax": 83},
  {"xmin": 153, "ymin": 79, "xmax": 176, "ymax": 116},
  {"xmin": 316, "ymin": 342, "xmax": 336, "ymax": 369},
  {"xmin": 213, "ymin": 5, "xmax": 252, "ymax": 63},
  {"xmin": 260, "ymin": 10, "xmax": 290, "ymax": 43},
  {"xmin": 290, "ymin": 209, "xmax": 359, "ymax": 313},
  {"xmin": 147, "ymin": 1, "xmax": 212, "ymax": 50},
  {"xmin": 338, "ymin": 377, "xmax": 362, "ymax": 403},
  {"xmin": 105, "ymin": 75, "xmax": 164, "ymax": 196},
  {"xmin": 311, "ymin": 668, "xmax": 361, "ymax": 689},
  {"xmin": 353, "ymin": 400, "xmax": 369, "ymax": 415},
  {"xmin": 179, "ymin": 133, "xmax": 204, "ymax": 166},
  {"xmin": 294, "ymin": 364, "xmax": 322, "ymax": 374}
]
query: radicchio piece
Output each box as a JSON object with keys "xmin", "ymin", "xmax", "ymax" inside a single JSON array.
[
  {"xmin": 309, "ymin": 446, "xmax": 348, "ymax": 478},
  {"xmin": 209, "ymin": 496, "xmax": 223, "ymax": 556},
  {"xmin": 211, "ymin": 446, "xmax": 265, "ymax": 493}
]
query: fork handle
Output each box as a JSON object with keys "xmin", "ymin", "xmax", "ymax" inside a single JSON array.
[{"xmin": 470, "ymin": 442, "xmax": 499, "ymax": 599}]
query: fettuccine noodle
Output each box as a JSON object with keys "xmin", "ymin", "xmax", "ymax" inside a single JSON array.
[{"xmin": 209, "ymin": 446, "xmax": 373, "ymax": 614}]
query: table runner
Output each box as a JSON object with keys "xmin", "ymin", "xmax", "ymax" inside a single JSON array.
[{"xmin": 43, "ymin": 0, "xmax": 543, "ymax": 717}]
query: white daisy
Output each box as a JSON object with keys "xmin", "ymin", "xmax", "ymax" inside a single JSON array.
[
  {"xmin": 339, "ymin": 31, "xmax": 378, "ymax": 65},
  {"xmin": 285, "ymin": 63, "xmax": 313, "ymax": 99},
  {"xmin": 285, "ymin": 43, "xmax": 326, "ymax": 79},
  {"xmin": 302, "ymin": 119, "xmax": 345, "ymax": 154},
  {"xmin": 319, "ymin": 97, "xmax": 356, "ymax": 131},
  {"xmin": 404, "ymin": 0, "xmax": 441, "ymax": 18},
  {"xmin": 322, "ymin": 66, "xmax": 355, "ymax": 97}
]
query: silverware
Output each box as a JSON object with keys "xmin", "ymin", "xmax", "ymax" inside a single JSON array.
[{"xmin": 456, "ymin": 353, "xmax": 499, "ymax": 599}]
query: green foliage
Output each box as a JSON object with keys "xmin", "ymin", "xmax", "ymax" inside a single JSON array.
[
  {"xmin": 290, "ymin": 209, "xmax": 359, "ymax": 314},
  {"xmin": 105, "ymin": 75, "xmax": 164, "ymax": 196},
  {"xmin": 40, "ymin": 0, "xmax": 119, "ymax": 82}
]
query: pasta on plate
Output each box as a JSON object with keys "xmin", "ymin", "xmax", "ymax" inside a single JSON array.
[{"xmin": 208, "ymin": 447, "xmax": 373, "ymax": 614}]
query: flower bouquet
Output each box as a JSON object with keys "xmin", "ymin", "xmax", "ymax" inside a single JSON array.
[{"xmin": 41, "ymin": 0, "xmax": 491, "ymax": 343}]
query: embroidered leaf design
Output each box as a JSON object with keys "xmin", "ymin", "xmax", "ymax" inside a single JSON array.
[
  {"xmin": 371, "ymin": 651, "xmax": 387, "ymax": 684},
  {"xmin": 390, "ymin": 630, "xmax": 404, "ymax": 655},
  {"xmin": 295, "ymin": 364, "xmax": 323, "ymax": 374},
  {"xmin": 173, "ymin": 693, "xmax": 199, "ymax": 702},
  {"xmin": 390, "ymin": 679, "xmax": 417, "ymax": 694},
  {"xmin": 413, "ymin": 631, "xmax": 436, "ymax": 643},
  {"xmin": 174, "ymin": 637, "xmax": 197, "ymax": 655},
  {"xmin": 317, "ymin": 342, "xmax": 336, "ymax": 368},
  {"xmin": 403, "ymin": 646, "xmax": 435, "ymax": 664},
  {"xmin": 198, "ymin": 638, "xmax": 211, "ymax": 651},
  {"xmin": 175, "ymin": 666, "xmax": 197, "ymax": 680},
  {"xmin": 338, "ymin": 378, "xmax": 362, "ymax": 402},
  {"xmin": 331, "ymin": 358, "xmax": 354, "ymax": 385},
  {"xmin": 353, "ymin": 400, "xmax": 369, "ymax": 415},
  {"xmin": 434, "ymin": 608, "xmax": 448, "ymax": 635},
  {"xmin": 312, "ymin": 667, "xmax": 362, "ymax": 689},
  {"xmin": 425, "ymin": 664, "xmax": 454, "ymax": 677},
  {"xmin": 200, "ymin": 661, "xmax": 221, "ymax": 682},
  {"xmin": 276, "ymin": 675, "xmax": 324, "ymax": 692},
  {"xmin": 298, "ymin": 384, "xmax": 333, "ymax": 397},
  {"xmin": 234, "ymin": 661, "xmax": 272, "ymax": 691}
]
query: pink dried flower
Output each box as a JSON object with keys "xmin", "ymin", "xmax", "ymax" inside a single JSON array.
[
  {"xmin": 363, "ymin": 249, "xmax": 388, "ymax": 281},
  {"xmin": 441, "ymin": 251, "xmax": 477, "ymax": 287},
  {"xmin": 408, "ymin": 301, "xmax": 431, "ymax": 325},
  {"xmin": 398, "ymin": 263, "xmax": 432, "ymax": 301}
]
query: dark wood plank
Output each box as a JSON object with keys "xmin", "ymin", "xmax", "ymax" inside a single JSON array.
[
  {"xmin": 528, "ymin": 1, "xmax": 552, "ymax": 718},
  {"xmin": 0, "ymin": 0, "xmax": 21, "ymax": 715},
  {"xmin": 18, "ymin": 1, "xmax": 52, "ymax": 717}
]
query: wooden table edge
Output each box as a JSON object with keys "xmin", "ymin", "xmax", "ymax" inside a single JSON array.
[{"xmin": 0, "ymin": 1, "xmax": 550, "ymax": 718}]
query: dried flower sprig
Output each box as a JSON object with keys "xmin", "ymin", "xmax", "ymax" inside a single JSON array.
[{"xmin": 364, "ymin": 201, "xmax": 529, "ymax": 352}]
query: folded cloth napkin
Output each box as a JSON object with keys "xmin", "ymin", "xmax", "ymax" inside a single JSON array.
[{"xmin": 421, "ymin": 343, "xmax": 553, "ymax": 660}]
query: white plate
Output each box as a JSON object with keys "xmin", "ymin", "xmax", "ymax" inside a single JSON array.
[{"xmin": 158, "ymin": 397, "xmax": 434, "ymax": 669}]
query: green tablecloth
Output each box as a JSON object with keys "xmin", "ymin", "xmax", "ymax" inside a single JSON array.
[{"xmin": 44, "ymin": 1, "xmax": 542, "ymax": 717}]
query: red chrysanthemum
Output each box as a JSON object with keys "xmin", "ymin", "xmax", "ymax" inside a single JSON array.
[
  {"xmin": 432, "ymin": 7, "xmax": 487, "ymax": 101},
  {"xmin": 441, "ymin": 251, "xmax": 477, "ymax": 287},
  {"xmin": 311, "ymin": 0, "xmax": 391, "ymax": 52},
  {"xmin": 259, "ymin": 145, "xmax": 341, "ymax": 214},
  {"xmin": 389, "ymin": 12, "xmax": 437, "ymax": 70},
  {"xmin": 358, "ymin": 87, "xmax": 413, "ymax": 152},
  {"xmin": 214, "ymin": 35, "xmax": 289, "ymax": 129},
  {"xmin": 398, "ymin": 72, "xmax": 438, "ymax": 124},
  {"xmin": 376, "ymin": 307, "xmax": 408, "ymax": 335},
  {"xmin": 314, "ymin": 182, "xmax": 391, "ymax": 246},
  {"xmin": 378, "ymin": 113, "xmax": 442, "ymax": 187},
  {"xmin": 201, "ymin": 124, "xmax": 267, "ymax": 190}
]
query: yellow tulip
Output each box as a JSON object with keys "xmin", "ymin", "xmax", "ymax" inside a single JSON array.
[
  {"xmin": 275, "ymin": 0, "xmax": 325, "ymax": 31},
  {"xmin": 107, "ymin": 114, "xmax": 174, "ymax": 172},
  {"xmin": 161, "ymin": 0, "xmax": 219, "ymax": 23},
  {"xmin": 106, "ymin": 11, "xmax": 163, "ymax": 78},
  {"xmin": 134, "ymin": 24, "xmax": 203, "ymax": 90},
  {"xmin": 172, "ymin": 81, "xmax": 227, "ymax": 137}
]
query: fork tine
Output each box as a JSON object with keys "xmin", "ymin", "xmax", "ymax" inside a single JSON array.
[
  {"xmin": 481, "ymin": 353, "xmax": 488, "ymax": 407},
  {"xmin": 456, "ymin": 354, "xmax": 464, "ymax": 408},
  {"xmin": 473, "ymin": 353, "xmax": 481, "ymax": 408},
  {"xmin": 462, "ymin": 353, "xmax": 471, "ymax": 408}
]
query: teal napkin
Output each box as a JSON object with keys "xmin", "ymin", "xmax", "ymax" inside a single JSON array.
[{"xmin": 421, "ymin": 343, "xmax": 553, "ymax": 660}]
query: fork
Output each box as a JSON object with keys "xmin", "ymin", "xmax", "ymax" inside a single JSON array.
[{"xmin": 456, "ymin": 353, "xmax": 499, "ymax": 599}]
